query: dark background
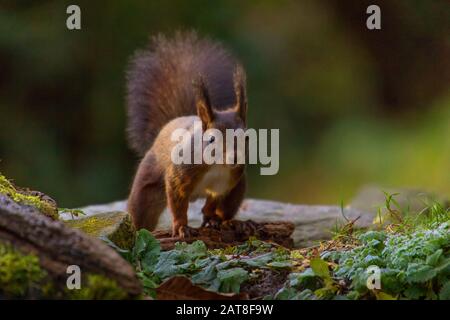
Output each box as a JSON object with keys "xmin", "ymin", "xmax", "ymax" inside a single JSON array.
[{"xmin": 0, "ymin": 0, "xmax": 449, "ymax": 208}]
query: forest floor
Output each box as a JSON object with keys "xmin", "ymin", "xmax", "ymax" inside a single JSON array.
[
  {"xmin": 0, "ymin": 172, "xmax": 449, "ymax": 300},
  {"xmin": 115, "ymin": 194, "xmax": 449, "ymax": 300}
]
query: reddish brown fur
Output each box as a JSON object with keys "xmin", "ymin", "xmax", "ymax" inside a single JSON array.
[
  {"xmin": 126, "ymin": 31, "xmax": 248, "ymax": 237},
  {"xmin": 126, "ymin": 31, "xmax": 242, "ymax": 156}
]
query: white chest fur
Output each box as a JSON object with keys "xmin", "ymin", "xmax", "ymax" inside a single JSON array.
[{"xmin": 193, "ymin": 166, "xmax": 232, "ymax": 197}]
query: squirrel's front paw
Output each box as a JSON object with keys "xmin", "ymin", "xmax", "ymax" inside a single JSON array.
[
  {"xmin": 201, "ymin": 215, "xmax": 222, "ymax": 229},
  {"xmin": 172, "ymin": 224, "xmax": 196, "ymax": 239}
]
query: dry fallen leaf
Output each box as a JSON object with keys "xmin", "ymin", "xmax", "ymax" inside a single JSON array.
[{"xmin": 156, "ymin": 276, "xmax": 249, "ymax": 300}]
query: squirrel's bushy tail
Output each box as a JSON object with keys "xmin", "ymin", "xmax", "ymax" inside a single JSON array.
[{"xmin": 126, "ymin": 31, "xmax": 243, "ymax": 156}]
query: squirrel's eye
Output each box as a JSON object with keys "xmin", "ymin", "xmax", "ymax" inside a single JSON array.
[{"xmin": 208, "ymin": 136, "xmax": 215, "ymax": 144}]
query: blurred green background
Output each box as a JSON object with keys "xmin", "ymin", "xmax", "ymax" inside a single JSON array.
[{"xmin": 0, "ymin": 0, "xmax": 449, "ymax": 208}]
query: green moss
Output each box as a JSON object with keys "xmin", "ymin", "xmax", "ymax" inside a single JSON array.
[
  {"xmin": 67, "ymin": 274, "xmax": 129, "ymax": 300},
  {"xmin": 0, "ymin": 173, "xmax": 59, "ymax": 220},
  {"xmin": 65, "ymin": 212, "xmax": 135, "ymax": 249},
  {"xmin": 109, "ymin": 214, "xmax": 135, "ymax": 249},
  {"xmin": 66, "ymin": 214, "xmax": 119, "ymax": 236},
  {"xmin": 0, "ymin": 240, "xmax": 135, "ymax": 299},
  {"xmin": 0, "ymin": 242, "xmax": 48, "ymax": 298}
]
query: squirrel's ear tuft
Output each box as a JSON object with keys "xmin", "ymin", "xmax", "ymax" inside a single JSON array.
[
  {"xmin": 195, "ymin": 76, "xmax": 214, "ymax": 127},
  {"xmin": 233, "ymin": 64, "xmax": 247, "ymax": 124}
]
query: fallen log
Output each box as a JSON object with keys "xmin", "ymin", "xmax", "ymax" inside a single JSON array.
[
  {"xmin": 72, "ymin": 198, "xmax": 373, "ymax": 247},
  {"xmin": 152, "ymin": 220, "xmax": 295, "ymax": 250},
  {"xmin": 0, "ymin": 193, "xmax": 141, "ymax": 299}
]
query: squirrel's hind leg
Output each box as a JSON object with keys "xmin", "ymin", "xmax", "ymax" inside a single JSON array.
[
  {"xmin": 128, "ymin": 152, "xmax": 166, "ymax": 231},
  {"xmin": 165, "ymin": 169, "xmax": 195, "ymax": 238}
]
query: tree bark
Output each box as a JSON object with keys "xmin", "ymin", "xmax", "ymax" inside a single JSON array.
[{"xmin": 0, "ymin": 194, "xmax": 141, "ymax": 298}]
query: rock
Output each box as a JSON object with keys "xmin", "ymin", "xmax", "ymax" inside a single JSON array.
[
  {"xmin": 349, "ymin": 185, "xmax": 448, "ymax": 216},
  {"xmin": 0, "ymin": 193, "xmax": 142, "ymax": 299},
  {"xmin": 65, "ymin": 211, "xmax": 135, "ymax": 249},
  {"xmin": 69, "ymin": 198, "xmax": 373, "ymax": 248}
]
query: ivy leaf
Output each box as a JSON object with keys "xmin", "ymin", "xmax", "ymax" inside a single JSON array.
[
  {"xmin": 380, "ymin": 269, "xmax": 405, "ymax": 294},
  {"xmin": 425, "ymin": 249, "xmax": 442, "ymax": 267},
  {"xmin": 241, "ymin": 252, "xmax": 273, "ymax": 267},
  {"xmin": 363, "ymin": 255, "xmax": 383, "ymax": 266},
  {"xmin": 435, "ymin": 257, "xmax": 450, "ymax": 274},
  {"xmin": 132, "ymin": 229, "xmax": 156, "ymax": 260},
  {"xmin": 406, "ymin": 264, "xmax": 437, "ymax": 283},
  {"xmin": 217, "ymin": 267, "xmax": 249, "ymax": 293},
  {"xmin": 175, "ymin": 240, "xmax": 207, "ymax": 259},
  {"xmin": 132, "ymin": 229, "xmax": 161, "ymax": 272},
  {"xmin": 137, "ymin": 272, "xmax": 159, "ymax": 298},
  {"xmin": 274, "ymin": 287, "xmax": 298, "ymax": 300},
  {"xmin": 141, "ymin": 243, "xmax": 161, "ymax": 273},
  {"xmin": 358, "ymin": 231, "xmax": 386, "ymax": 244},
  {"xmin": 154, "ymin": 251, "xmax": 183, "ymax": 278},
  {"xmin": 191, "ymin": 258, "xmax": 220, "ymax": 285}
]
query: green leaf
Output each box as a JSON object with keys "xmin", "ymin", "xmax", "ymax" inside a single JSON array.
[
  {"xmin": 426, "ymin": 289, "xmax": 438, "ymax": 300},
  {"xmin": 241, "ymin": 252, "xmax": 273, "ymax": 267},
  {"xmin": 99, "ymin": 235, "xmax": 132, "ymax": 262},
  {"xmin": 358, "ymin": 231, "xmax": 386, "ymax": 244},
  {"xmin": 217, "ymin": 267, "xmax": 248, "ymax": 293},
  {"xmin": 426, "ymin": 249, "xmax": 442, "ymax": 266},
  {"xmin": 175, "ymin": 240, "xmax": 207, "ymax": 259},
  {"xmin": 363, "ymin": 255, "xmax": 383, "ymax": 266},
  {"xmin": 267, "ymin": 260, "xmax": 292, "ymax": 268},
  {"xmin": 439, "ymin": 281, "xmax": 450, "ymax": 300},
  {"xmin": 380, "ymin": 268, "xmax": 405, "ymax": 294},
  {"xmin": 137, "ymin": 272, "xmax": 159, "ymax": 298},
  {"xmin": 141, "ymin": 243, "xmax": 161, "ymax": 273},
  {"xmin": 289, "ymin": 269, "xmax": 317, "ymax": 288},
  {"xmin": 346, "ymin": 290, "xmax": 360, "ymax": 300},
  {"xmin": 132, "ymin": 229, "xmax": 156, "ymax": 259},
  {"xmin": 375, "ymin": 291, "xmax": 397, "ymax": 300},
  {"xmin": 154, "ymin": 251, "xmax": 183, "ymax": 278},
  {"xmin": 406, "ymin": 264, "xmax": 437, "ymax": 283},
  {"xmin": 296, "ymin": 289, "xmax": 315, "ymax": 300},
  {"xmin": 404, "ymin": 285, "xmax": 427, "ymax": 299},
  {"xmin": 132, "ymin": 229, "xmax": 161, "ymax": 272},
  {"xmin": 310, "ymin": 258, "xmax": 331, "ymax": 280},
  {"xmin": 435, "ymin": 257, "xmax": 450, "ymax": 274},
  {"xmin": 191, "ymin": 258, "xmax": 220, "ymax": 285},
  {"xmin": 274, "ymin": 287, "xmax": 298, "ymax": 300}
]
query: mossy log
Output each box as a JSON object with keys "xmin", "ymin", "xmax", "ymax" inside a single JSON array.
[
  {"xmin": 153, "ymin": 220, "xmax": 295, "ymax": 250},
  {"xmin": 0, "ymin": 174, "xmax": 59, "ymax": 220},
  {"xmin": 0, "ymin": 193, "xmax": 141, "ymax": 298},
  {"xmin": 65, "ymin": 211, "xmax": 135, "ymax": 250}
]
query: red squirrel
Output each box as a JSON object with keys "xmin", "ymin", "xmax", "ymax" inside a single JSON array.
[{"xmin": 126, "ymin": 32, "xmax": 247, "ymax": 238}]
